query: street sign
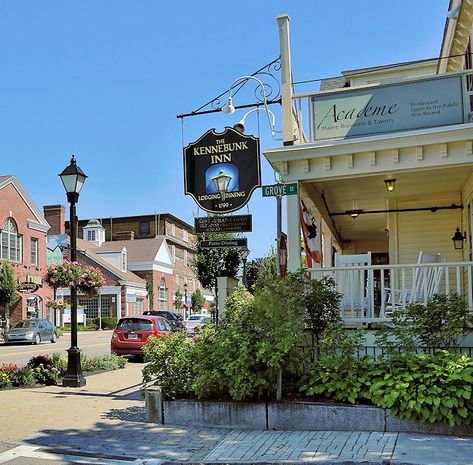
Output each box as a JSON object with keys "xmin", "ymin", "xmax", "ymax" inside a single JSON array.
[
  {"xmin": 195, "ymin": 215, "xmax": 252, "ymax": 233},
  {"xmin": 274, "ymin": 170, "xmax": 284, "ymax": 183},
  {"xmin": 200, "ymin": 238, "xmax": 248, "ymax": 249},
  {"xmin": 262, "ymin": 183, "xmax": 298, "ymax": 197}
]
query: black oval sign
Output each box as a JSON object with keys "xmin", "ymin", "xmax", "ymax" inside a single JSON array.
[
  {"xmin": 184, "ymin": 127, "xmax": 261, "ymax": 213},
  {"xmin": 17, "ymin": 282, "xmax": 40, "ymax": 294}
]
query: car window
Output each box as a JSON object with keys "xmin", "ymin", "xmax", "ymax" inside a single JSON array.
[
  {"xmin": 188, "ymin": 315, "xmax": 202, "ymax": 321},
  {"xmin": 117, "ymin": 318, "xmax": 154, "ymax": 331},
  {"xmin": 157, "ymin": 319, "xmax": 172, "ymax": 331},
  {"xmin": 12, "ymin": 320, "xmax": 37, "ymax": 328}
]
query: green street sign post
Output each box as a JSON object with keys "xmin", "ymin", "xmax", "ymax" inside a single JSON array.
[{"xmin": 262, "ymin": 183, "xmax": 298, "ymax": 197}]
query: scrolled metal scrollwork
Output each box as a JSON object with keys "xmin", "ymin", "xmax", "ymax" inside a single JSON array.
[{"xmin": 177, "ymin": 57, "xmax": 281, "ymax": 119}]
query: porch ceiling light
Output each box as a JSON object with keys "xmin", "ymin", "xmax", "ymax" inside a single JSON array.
[
  {"xmin": 347, "ymin": 209, "xmax": 363, "ymax": 219},
  {"xmin": 452, "ymin": 227, "xmax": 466, "ymax": 250},
  {"xmin": 384, "ymin": 178, "xmax": 396, "ymax": 192}
]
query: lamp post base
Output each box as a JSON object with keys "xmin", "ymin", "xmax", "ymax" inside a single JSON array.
[{"xmin": 62, "ymin": 347, "xmax": 86, "ymax": 387}]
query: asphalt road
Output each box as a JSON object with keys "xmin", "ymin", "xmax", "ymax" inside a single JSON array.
[{"xmin": 0, "ymin": 330, "xmax": 114, "ymax": 367}]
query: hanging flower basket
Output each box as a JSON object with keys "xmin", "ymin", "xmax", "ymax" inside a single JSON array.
[
  {"xmin": 45, "ymin": 261, "xmax": 106, "ymax": 296},
  {"xmin": 46, "ymin": 298, "xmax": 66, "ymax": 310}
]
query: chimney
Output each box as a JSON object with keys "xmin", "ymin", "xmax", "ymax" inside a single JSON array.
[
  {"xmin": 116, "ymin": 231, "xmax": 135, "ymax": 241},
  {"xmin": 43, "ymin": 205, "xmax": 66, "ymax": 234}
]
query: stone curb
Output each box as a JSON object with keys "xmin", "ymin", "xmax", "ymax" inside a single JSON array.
[{"xmin": 145, "ymin": 388, "xmax": 473, "ymax": 437}]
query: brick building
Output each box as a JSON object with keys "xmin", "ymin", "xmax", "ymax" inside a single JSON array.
[
  {"xmin": 76, "ymin": 213, "xmax": 208, "ymax": 314},
  {"xmin": 0, "ymin": 176, "xmax": 52, "ymax": 324}
]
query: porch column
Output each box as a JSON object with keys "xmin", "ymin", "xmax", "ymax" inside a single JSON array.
[
  {"xmin": 286, "ymin": 191, "xmax": 300, "ymax": 272},
  {"xmin": 276, "ymin": 14, "xmax": 294, "ymax": 145}
]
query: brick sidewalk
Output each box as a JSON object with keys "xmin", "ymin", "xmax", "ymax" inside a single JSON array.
[{"xmin": 0, "ymin": 362, "xmax": 472, "ymax": 465}]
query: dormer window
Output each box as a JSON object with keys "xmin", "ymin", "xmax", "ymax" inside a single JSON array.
[{"xmin": 87, "ymin": 230, "xmax": 96, "ymax": 241}]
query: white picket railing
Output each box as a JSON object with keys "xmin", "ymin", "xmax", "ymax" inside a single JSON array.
[{"xmin": 308, "ymin": 261, "xmax": 473, "ymax": 324}]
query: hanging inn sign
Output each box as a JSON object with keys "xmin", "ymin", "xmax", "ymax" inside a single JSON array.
[{"xmin": 184, "ymin": 127, "xmax": 261, "ymax": 214}]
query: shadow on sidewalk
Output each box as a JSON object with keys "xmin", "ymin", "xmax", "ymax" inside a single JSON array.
[{"xmin": 22, "ymin": 419, "xmax": 226, "ymax": 463}]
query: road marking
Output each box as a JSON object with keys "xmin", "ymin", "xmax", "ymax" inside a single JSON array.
[
  {"xmin": 0, "ymin": 342, "xmax": 109, "ymax": 357},
  {"xmin": 0, "ymin": 444, "xmax": 147, "ymax": 464}
]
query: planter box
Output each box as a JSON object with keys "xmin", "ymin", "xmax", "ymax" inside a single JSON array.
[
  {"xmin": 268, "ymin": 401, "xmax": 385, "ymax": 432},
  {"xmin": 145, "ymin": 388, "xmax": 473, "ymax": 436},
  {"xmin": 163, "ymin": 399, "xmax": 266, "ymax": 429}
]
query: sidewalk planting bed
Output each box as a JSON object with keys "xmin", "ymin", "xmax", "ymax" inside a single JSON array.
[
  {"xmin": 0, "ymin": 352, "xmax": 127, "ymax": 389},
  {"xmin": 142, "ymin": 270, "xmax": 473, "ymax": 435}
]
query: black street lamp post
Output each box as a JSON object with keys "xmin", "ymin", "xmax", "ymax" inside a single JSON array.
[
  {"xmin": 241, "ymin": 248, "xmax": 250, "ymax": 287},
  {"xmin": 59, "ymin": 155, "xmax": 87, "ymax": 388},
  {"xmin": 183, "ymin": 282, "xmax": 188, "ymax": 319}
]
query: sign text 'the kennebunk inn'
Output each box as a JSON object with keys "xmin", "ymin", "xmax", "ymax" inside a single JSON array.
[{"xmin": 184, "ymin": 127, "xmax": 261, "ymax": 214}]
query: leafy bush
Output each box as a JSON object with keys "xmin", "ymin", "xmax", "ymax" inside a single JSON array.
[
  {"xmin": 27, "ymin": 354, "xmax": 63, "ymax": 385},
  {"xmin": 0, "ymin": 372, "xmax": 11, "ymax": 389},
  {"xmin": 192, "ymin": 284, "xmax": 304, "ymax": 401},
  {"xmin": 80, "ymin": 354, "xmax": 127, "ymax": 372},
  {"xmin": 143, "ymin": 331, "xmax": 195, "ymax": 398},
  {"xmin": 9, "ymin": 367, "xmax": 35, "ymax": 387},
  {"xmin": 375, "ymin": 293, "xmax": 473, "ymax": 357},
  {"xmin": 88, "ymin": 317, "xmax": 117, "ymax": 330},
  {"xmin": 300, "ymin": 322, "xmax": 368, "ymax": 404},
  {"xmin": 301, "ymin": 350, "xmax": 473, "ymax": 426},
  {"xmin": 1, "ymin": 363, "xmax": 36, "ymax": 387}
]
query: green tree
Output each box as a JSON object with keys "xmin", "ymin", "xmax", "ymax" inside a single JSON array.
[
  {"xmin": 192, "ymin": 231, "xmax": 241, "ymax": 290},
  {"xmin": 191, "ymin": 289, "xmax": 206, "ymax": 313},
  {"xmin": 0, "ymin": 261, "xmax": 19, "ymax": 328},
  {"xmin": 174, "ymin": 288, "xmax": 183, "ymax": 311},
  {"xmin": 146, "ymin": 277, "xmax": 154, "ymax": 310}
]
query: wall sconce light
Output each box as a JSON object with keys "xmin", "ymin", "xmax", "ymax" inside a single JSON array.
[
  {"xmin": 384, "ymin": 178, "xmax": 396, "ymax": 192},
  {"xmin": 452, "ymin": 227, "xmax": 466, "ymax": 250}
]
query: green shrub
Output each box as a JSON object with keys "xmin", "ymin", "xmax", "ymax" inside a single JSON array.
[
  {"xmin": 142, "ymin": 331, "xmax": 195, "ymax": 398},
  {"xmin": 101, "ymin": 317, "xmax": 117, "ymax": 330},
  {"xmin": 300, "ymin": 322, "xmax": 368, "ymax": 404},
  {"xmin": 374, "ymin": 293, "xmax": 473, "ymax": 357},
  {"xmin": 192, "ymin": 284, "xmax": 304, "ymax": 401},
  {"xmin": 1, "ymin": 363, "xmax": 35, "ymax": 388},
  {"xmin": 0, "ymin": 372, "xmax": 11, "ymax": 389},
  {"xmin": 9, "ymin": 367, "xmax": 35, "ymax": 387},
  {"xmin": 27, "ymin": 354, "xmax": 62, "ymax": 385},
  {"xmin": 56, "ymin": 327, "xmax": 64, "ymax": 337},
  {"xmin": 365, "ymin": 351, "xmax": 473, "ymax": 426},
  {"xmin": 301, "ymin": 350, "xmax": 473, "ymax": 426},
  {"xmin": 80, "ymin": 354, "xmax": 127, "ymax": 372}
]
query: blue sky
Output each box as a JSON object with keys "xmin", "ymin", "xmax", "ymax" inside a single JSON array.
[{"xmin": 0, "ymin": 1, "xmax": 448, "ymax": 259}]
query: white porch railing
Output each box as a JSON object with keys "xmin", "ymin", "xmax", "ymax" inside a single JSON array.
[{"xmin": 308, "ymin": 261, "xmax": 473, "ymax": 324}]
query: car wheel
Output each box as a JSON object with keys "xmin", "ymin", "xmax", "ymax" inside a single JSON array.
[
  {"xmin": 51, "ymin": 332, "xmax": 58, "ymax": 343},
  {"xmin": 33, "ymin": 333, "xmax": 41, "ymax": 345}
]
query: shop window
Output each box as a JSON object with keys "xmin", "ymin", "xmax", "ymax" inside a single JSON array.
[
  {"xmin": 158, "ymin": 277, "xmax": 168, "ymax": 310},
  {"xmin": 31, "ymin": 238, "xmax": 38, "ymax": 266},
  {"xmin": 1, "ymin": 218, "xmax": 22, "ymax": 262}
]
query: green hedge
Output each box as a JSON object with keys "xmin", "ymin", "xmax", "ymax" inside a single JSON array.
[{"xmin": 300, "ymin": 351, "xmax": 473, "ymax": 426}]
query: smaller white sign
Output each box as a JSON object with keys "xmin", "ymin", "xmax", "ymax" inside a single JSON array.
[{"xmin": 63, "ymin": 307, "xmax": 85, "ymax": 324}]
